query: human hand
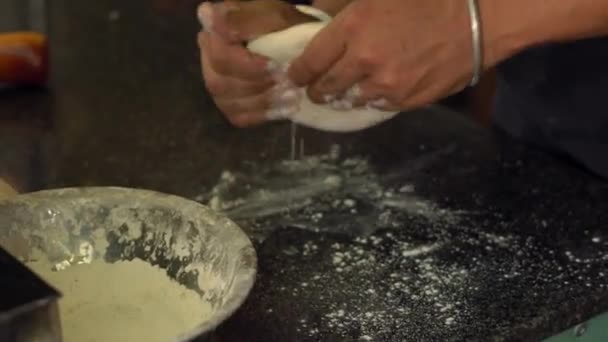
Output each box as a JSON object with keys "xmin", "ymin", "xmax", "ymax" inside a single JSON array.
[
  {"xmin": 288, "ymin": 0, "xmax": 511, "ymax": 111},
  {"xmin": 197, "ymin": 0, "xmax": 317, "ymax": 127}
]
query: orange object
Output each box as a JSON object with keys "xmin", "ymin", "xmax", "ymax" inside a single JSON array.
[{"xmin": 0, "ymin": 32, "xmax": 48, "ymax": 86}]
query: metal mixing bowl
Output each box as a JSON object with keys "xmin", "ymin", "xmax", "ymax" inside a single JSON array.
[{"xmin": 0, "ymin": 187, "xmax": 257, "ymax": 341}]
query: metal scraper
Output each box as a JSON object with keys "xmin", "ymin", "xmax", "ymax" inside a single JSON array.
[{"xmin": 0, "ymin": 246, "xmax": 62, "ymax": 342}]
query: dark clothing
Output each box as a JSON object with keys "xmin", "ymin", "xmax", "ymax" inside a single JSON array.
[{"xmin": 494, "ymin": 38, "xmax": 608, "ymax": 178}]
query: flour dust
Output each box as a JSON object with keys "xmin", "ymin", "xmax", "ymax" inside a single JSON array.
[
  {"xmin": 28, "ymin": 258, "xmax": 213, "ymax": 342},
  {"xmin": 197, "ymin": 144, "xmax": 462, "ymax": 241},
  {"xmin": 192, "ymin": 144, "xmax": 608, "ymax": 341}
]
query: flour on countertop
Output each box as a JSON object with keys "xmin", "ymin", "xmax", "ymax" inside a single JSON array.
[
  {"xmin": 197, "ymin": 144, "xmax": 462, "ymax": 241},
  {"xmin": 280, "ymin": 224, "xmax": 608, "ymax": 341},
  {"xmin": 192, "ymin": 144, "xmax": 608, "ymax": 341},
  {"xmin": 28, "ymin": 258, "xmax": 213, "ymax": 342},
  {"xmin": 301, "ymin": 232, "xmax": 469, "ymax": 339},
  {"xmin": 194, "ymin": 145, "xmax": 472, "ymax": 339}
]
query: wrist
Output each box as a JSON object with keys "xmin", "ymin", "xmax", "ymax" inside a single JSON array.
[
  {"xmin": 478, "ymin": 0, "xmax": 608, "ymax": 68},
  {"xmin": 530, "ymin": 0, "xmax": 608, "ymax": 42},
  {"xmin": 475, "ymin": 0, "xmax": 534, "ymax": 69}
]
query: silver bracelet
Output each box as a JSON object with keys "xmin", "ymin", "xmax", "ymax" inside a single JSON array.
[{"xmin": 466, "ymin": 0, "xmax": 482, "ymax": 87}]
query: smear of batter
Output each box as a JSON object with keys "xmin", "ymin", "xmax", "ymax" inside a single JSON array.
[{"xmin": 27, "ymin": 258, "xmax": 213, "ymax": 342}]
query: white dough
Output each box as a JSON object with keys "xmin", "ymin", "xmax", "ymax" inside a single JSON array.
[{"xmin": 246, "ymin": 6, "xmax": 399, "ymax": 132}]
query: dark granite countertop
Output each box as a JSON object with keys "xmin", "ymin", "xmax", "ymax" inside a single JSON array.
[{"xmin": 1, "ymin": 1, "xmax": 608, "ymax": 341}]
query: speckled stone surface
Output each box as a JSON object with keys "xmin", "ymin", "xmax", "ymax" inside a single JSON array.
[
  {"xmin": 208, "ymin": 135, "xmax": 608, "ymax": 342},
  {"xmin": 1, "ymin": 1, "xmax": 607, "ymax": 341}
]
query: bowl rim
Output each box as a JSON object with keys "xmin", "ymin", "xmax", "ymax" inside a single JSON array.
[{"xmin": 1, "ymin": 186, "xmax": 258, "ymax": 340}]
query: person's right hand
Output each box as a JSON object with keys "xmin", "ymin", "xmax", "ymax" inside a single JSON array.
[{"xmin": 197, "ymin": 0, "xmax": 317, "ymax": 127}]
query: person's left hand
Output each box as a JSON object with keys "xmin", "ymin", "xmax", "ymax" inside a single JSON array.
[
  {"xmin": 197, "ymin": 0, "xmax": 318, "ymax": 127},
  {"xmin": 287, "ymin": 0, "xmax": 508, "ymax": 111}
]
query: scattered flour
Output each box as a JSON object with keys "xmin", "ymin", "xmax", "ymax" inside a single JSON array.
[
  {"xmin": 27, "ymin": 258, "xmax": 213, "ymax": 342},
  {"xmin": 198, "ymin": 144, "xmax": 462, "ymax": 241},
  {"xmin": 311, "ymin": 233, "xmax": 469, "ymax": 338},
  {"xmin": 274, "ymin": 220, "xmax": 608, "ymax": 341},
  {"xmin": 188, "ymin": 144, "xmax": 608, "ymax": 340}
]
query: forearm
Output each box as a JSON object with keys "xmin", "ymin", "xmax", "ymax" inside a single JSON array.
[
  {"xmin": 481, "ymin": 0, "xmax": 608, "ymax": 67},
  {"xmin": 311, "ymin": 0, "xmax": 353, "ymax": 16},
  {"xmin": 529, "ymin": 0, "xmax": 608, "ymax": 42}
]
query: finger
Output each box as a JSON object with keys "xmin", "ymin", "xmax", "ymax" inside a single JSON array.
[
  {"xmin": 200, "ymin": 33, "xmax": 276, "ymax": 99},
  {"xmin": 215, "ymin": 92, "xmax": 269, "ymax": 117},
  {"xmin": 227, "ymin": 111, "xmax": 269, "ymax": 127},
  {"xmin": 306, "ymin": 51, "xmax": 365, "ymax": 104},
  {"xmin": 287, "ymin": 22, "xmax": 346, "ymax": 88},
  {"xmin": 225, "ymin": 106, "xmax": 299, "ymax": 128},
  {"xmin": 366, "ymin": 98, "xmax": 401, "ymax": 112},
  {"xmin": 215, "ymin": 82, "xmax": 300, "ymax": 115},
  {"xmin": 215, "ymin": 86, "xmax": 299, "ymax": 126},
  {"xmin": 320, "ymin": 76, "xmax": 394, "ymax": 111},
  {"xmin": 214, "ymin": 92, "xmax": 269, "ymax": 127},
  {"xmin": 351, "ymin": 79, "xmax": 385, "ymax": 104},
  {"xmin": 201, "ymin": 51, "xmax": 275, "ymax": 98},
  {"xmin": 356, "ymin": 72, "xmax": 452, "ymax": 111},
  {"xmin": 356, "ymin": 77, "xmax": 436, "ymax": 112},
  {"xmin": 389, "ymin": 79, "xmax": 460, "ymax": 112},
  {"xmin": 197, "ymin": 1, "xmax": 241, "ymax": 42},
  {"xmin": 200, "ymin": 31, "xmax": 274, "ymax": 80}
]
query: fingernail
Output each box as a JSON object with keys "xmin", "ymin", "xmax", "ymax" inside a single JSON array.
[
  {"xmin": 272, "ymin": 88, "xmax": 300, "ymax": 106},
  {"xmin": 367, "ymin": 98, "xmax": 389, "ymax": 110},
  {"xmin": 272, "ymin": 75, "xmax": 298, "ymax": 91},
  {"xmin": 330, "ymin": 99, "xmax": 354, "ymax": 110},
  {"xmin": 197, "ymin": 2, "xmax": 239, "ymax": 35},
  {"xmin": 280, "ymin": 62, "xmax": 290, "ymax": 73},
  {"xmin": 266, "ymin": 60, "xmax": 280, "ymax": 73},
  {"xmin": 323, "ymin": 94, "xmax": 336, "ymax": 103},
  {"xmin": 268, "ymin": 62, "xmax": 293, "ymax": 79},
  {"xmin": 266, "ymin": 105, "xmax": 299, "ymax": 120},
  {"xmin": 197, "ymin": 3, "xmax": 214, "ymax": 32},
  {"xmin": 344, "ymin": 84, "xmax": 362, "ymax": 102}
]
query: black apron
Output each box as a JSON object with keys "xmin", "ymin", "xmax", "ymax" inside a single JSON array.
[{"xmin": 493, "ymin": 37, "xmax": 608, "ymax": 178}]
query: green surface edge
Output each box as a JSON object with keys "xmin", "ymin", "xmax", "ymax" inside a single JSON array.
[{"xmin": 543, "ymin": 311, "xmax": 608, "ymax": 342}]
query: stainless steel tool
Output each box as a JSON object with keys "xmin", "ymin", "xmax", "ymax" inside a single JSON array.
[{"xmin": 0, "ymin": 246, "xmax": 62, "ymax": 342}]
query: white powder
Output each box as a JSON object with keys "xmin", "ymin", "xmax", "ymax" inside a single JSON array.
[
  {"xmin": 400, "ymin": 243, "xmax": 442, "ymax": 257},
  {"xmin": 198, "ymin": 144, "xmax": 462, "ymax": 242},
  {"xmin": 28, "ymin": 258, "xmax": 213, "ymax": 342}
]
